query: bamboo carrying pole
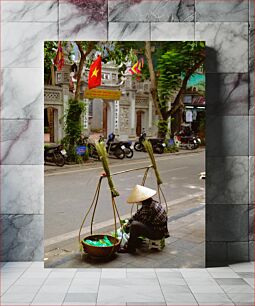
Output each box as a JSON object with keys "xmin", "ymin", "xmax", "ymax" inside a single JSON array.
[
  {"xmin": 79, "ymin": 141, "xmax": 168, "ymax": 253},
  {"xmin": 78, "ymin": 165, "xmax": 153, "ymax": 249}
]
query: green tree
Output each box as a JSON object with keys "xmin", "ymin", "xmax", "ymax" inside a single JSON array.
[
  {"xmin": 44, "ymin": 41, "xmax": 58, "ymax": 85},
  {"xmin": 116, "ymin": 41, "xmax": 205, "ymax": 138},
  {"xmin": 145, "ymin": 41, "xmax": 205, "ymax": 138}
]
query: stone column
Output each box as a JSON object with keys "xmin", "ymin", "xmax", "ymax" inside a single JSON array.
[
  {"xmin": 148, "ymin": 94, "xmax": 153, "ymax": 136},
  {"xmin": 83, "ymin": 99, "xmax": 89, "ymax": 135},
  {"xmin": 114, "ymin": 100, "xmax": 120, "ymax": 135},
  {"xmin": 130, "ymin": 92, "xmax": 136, "ymax": 137},
  {"xmin": 62, "ymin": 85, "xmax": 70, "ymax": 139}
]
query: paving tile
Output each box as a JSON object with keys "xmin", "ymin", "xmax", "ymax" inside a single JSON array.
[
  {"xmin": 101, "ymin": 268, "xmax": 126, "ymax": 278},
  {"xmin": 62, "ymin": 302, "xmax": 96, "ymax": 306},
  {"xmin": 126, "ymin": 268, "xmax": 156, "ymax": 278},
  {"xmin": 163, "ymin": 293, "xmax": 198, "ymax": 305},
  {"xmin": 229, "ymin": 262, "xmax": 254, "ymax": 272},
  {"xmin": 227, "ymin": 292, "xmax": 254, "ymax": 305},
  {"xmin": 74, "ymin": 270, "xmax": 101, "ymax": 279},
  {"xmin": 188, "ymin": 284, "xmax": 224, "ymax": 294},
  {"xmin": 64, "ymin": 293, "xmax": 97, "ymax": 303},
  {"xmin": 160, "ymin": 284, "xmax": 192, "ymax": 294},
  {"xmin": 2, "ymin": 262, "xmax": 32, "ymax": 269},
  {"xmin": 243, "ymin": 277, "xmax": 255, "ymax": 288},
  {"xmin": 215, "ymin": 278, "xmax": 249, "ymax": 285},
  {"xmin": 1, "ymin": 303, "xmax": 30, "ymax": 306},
  {"xmin": 221, "ymin": 284, "xmax": 254, "ymax": 293},
  {"xmin": 21, "ymin": 269, "xmax": 51, "ymax": 279},
  {"xmin": 237, "ymin": 272, "xmax": 255, "ymax": 278},
  {"xmin": 31, "ymin": 292, "xmax": 66, "ymax": 305},
  {"xmin": 47, "ymin": 269, "xmax": 77, "ymax": 278},
  {"xmin": 180, "ymin": 268, "xmax": 211, "ymax": 278},
  {"xmin": 192, "ymin": 292, "xmax": 234, "ymax": 305},
  {"xmin": 14, "ymin": 277, "xmax": 46, "ymax": 287},
  {"xmin": 157, "ymin": 276, "xmax": 186, "ymax": 286},
  {"xmin": 1, "ymin": 290, "xmax": 36, "ymax": 304},
  {"xmin": 68, "ymin": 278, "xmax": 100, "ymax": 293},
  {"xmin": 127, "ymin": 303, "xmax": 166, "ymax": 306},
  {"xmin": 207, "ymin": 267, "xmax": 240, "ymax": 278},
  {"xmin": 63, "ymin": 303, "xmax": 96, "ymax": 306},
  {"xmin": 97, "ymin": 278, "xmax": 164, "ymax": 303}
]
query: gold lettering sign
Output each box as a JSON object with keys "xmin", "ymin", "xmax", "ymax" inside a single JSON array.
[{"xmin": 84, "ymin": 88, "xmax": 121, "ymax": 100}]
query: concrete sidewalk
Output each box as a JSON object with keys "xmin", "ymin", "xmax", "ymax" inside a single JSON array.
[
  {"xmin": 44, "ymin": 194, "xmax": 205, "ymax": 269},
  {"xmin": 1, "ymin": 261, "xmax": 254, "ymax": 305}
]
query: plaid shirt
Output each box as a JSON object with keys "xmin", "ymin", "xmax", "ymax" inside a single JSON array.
[{"xmin": 128, "ymin": 199, "xmax": 169, "ymax": 238}]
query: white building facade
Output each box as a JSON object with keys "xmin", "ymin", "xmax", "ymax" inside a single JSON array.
[{"xmin": 44, "ymin": 61, "xmax": 158, "ymax": 143}]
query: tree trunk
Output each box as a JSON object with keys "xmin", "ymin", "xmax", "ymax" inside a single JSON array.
[
  {"xmin": 50, "ymin": 64, "xmax": 55, "ymax": 86},
  {"xmin": 144, "ymin": 41, "xmax": 163, "ymax": 120},
  {"xmin": 167, "ymin": 57, "xmax": 205, "ymax": 118},
  {"xmin": 74, "ymin": 41, "xmax": 95, "ymax": 101},
  {"xmin": 74, "ymin": 53, "xmax": 85, "ymax": 100}
]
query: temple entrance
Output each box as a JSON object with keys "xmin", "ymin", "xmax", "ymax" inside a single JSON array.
[
  {"xmin": 103, "ymin": 101, "xmax": 108, "ymax": 138},
  {"xmin": 44, "ymin": 107, "xmax": 58, "ymax": 143},
  {"xmin": 136, "ymin": 110, "xmax": 144, "ymax": 136}
]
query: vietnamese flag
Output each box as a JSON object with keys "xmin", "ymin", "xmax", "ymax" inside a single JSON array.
[
  {"xmin": 88, "ymin": 55, "xmax": 102, "ymax": 89},
  {"xmin": 54, "ymin": 41, "xmax": 64, "ymax": 71}
]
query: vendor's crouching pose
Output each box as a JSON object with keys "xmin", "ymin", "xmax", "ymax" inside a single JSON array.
[{"xmin": 118, "ymin": 185, "xmax": 169, "ymax": 254}]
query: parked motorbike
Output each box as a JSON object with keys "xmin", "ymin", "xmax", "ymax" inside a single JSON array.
[
  {"xmin": 99, "ymin": 134, "xmax": 125, "ymax": 159},
  {"xmin": 174, "ymin": 131, "xmax": 198, "ymax": 150},
  {"xmin": 134, "ymin": 132, "xmax": 166, "ymax": 154},
  {"xmin": 107, "ymin": 133, "xmax": 134, "ymax": 159},
  {"xmin": 148, "ymin": 138, "xmax": 166, "ymax": 154},
  {"xmin": 134, "ymin": 131, "xmax": 146, "ymax": 152},
  {"xmin": 120, "ymin": 140, "xmax": 134, "ymax": 158},
  {"xmin": 44, "ymin": 144, "xmax": 67, "ymax": 167}
]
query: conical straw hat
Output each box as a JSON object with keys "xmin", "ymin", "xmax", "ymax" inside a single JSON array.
[{"xmin": 127, "ymin": 185, "xmax": 157, "ymax": 204}]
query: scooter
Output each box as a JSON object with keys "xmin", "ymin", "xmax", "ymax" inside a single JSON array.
[
  {"xmin": 134, "ymin": 132, "xmax": 166, "ymax": 154},
  {"xmin": 174, "ymin": 132, "xmax": 198, "ymax": 150},
  {"xmin": 107, "ymin": 133, "xmax": 134, "ymax": 159},
  {"xmin": 134, "ymin": 131, "xmax": 146, "ymax": 152},
  {"xmin": 148, "ymin": 138, "xmax": 166, "ymax": 154},
  {"xmin": 100, "ymin": 134, "xmax": 126, "ymax": 159},
  {"xmin": 44, "ymin": 144, "xmax": 67, "ymax": 166}
]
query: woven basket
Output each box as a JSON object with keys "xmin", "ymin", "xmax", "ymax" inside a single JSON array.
[{"xmin": 81, "ymin": 234, "xmax": 120, "ymax": 258}]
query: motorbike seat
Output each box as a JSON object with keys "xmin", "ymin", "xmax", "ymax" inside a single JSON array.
[{"xmin": 44, "ymin": 144, "xmax": 60, "ymax": 151}]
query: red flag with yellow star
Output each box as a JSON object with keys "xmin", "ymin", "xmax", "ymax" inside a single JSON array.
[
  {"xmin": 88, "ymin": 55, "xmax": 102, "ymax": 89},
  {"xmin": 54, "ymin": 42, "xmax": 64, "ymax": 71}
]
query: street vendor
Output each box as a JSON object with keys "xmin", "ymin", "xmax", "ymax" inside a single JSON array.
[{"xmin": 118, "ymin": 185, "xmax": 169, "ymax": 254}]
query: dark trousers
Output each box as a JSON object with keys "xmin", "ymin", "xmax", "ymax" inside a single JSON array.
[{"xmin": 127, "ymin": 221, "xmax": 164, "ymax": 251}]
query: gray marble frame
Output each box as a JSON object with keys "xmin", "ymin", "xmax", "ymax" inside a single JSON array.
[{"xmin": 0, "ymin": 0, "xmax": 253, "ymax": 265}]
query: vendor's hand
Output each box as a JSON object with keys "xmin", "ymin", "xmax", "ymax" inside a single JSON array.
[{"xmin": 124, "ymin": 222, "xmax": 131, "ymax": 233}]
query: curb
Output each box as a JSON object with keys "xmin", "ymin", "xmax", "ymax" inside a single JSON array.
[{"xmin": 44, "ymin": 147, "xmax": 205, "ymax": 174}]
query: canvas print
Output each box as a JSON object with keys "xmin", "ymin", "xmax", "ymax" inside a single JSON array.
[{"xmin": 44, "ymin": 41, "xmax": 205, "ymax": 268}]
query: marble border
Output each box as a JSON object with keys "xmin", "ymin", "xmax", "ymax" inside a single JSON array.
[{"xmin": 0, "ymin": 0, "xmax": 253, "ymax": 265}]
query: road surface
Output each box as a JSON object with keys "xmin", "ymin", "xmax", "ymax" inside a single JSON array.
[{"xmin": 45, "ymin": 151, "xmax": 205, "ymax": 246}]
